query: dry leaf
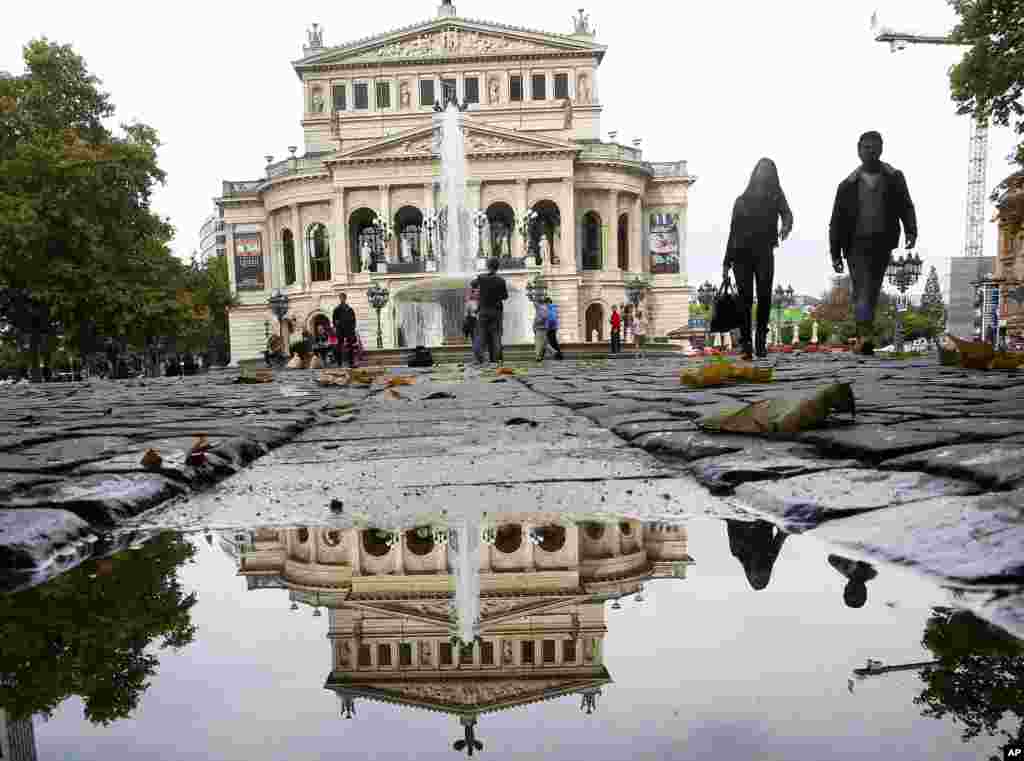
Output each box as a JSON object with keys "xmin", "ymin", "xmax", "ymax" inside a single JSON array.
[
  {"xmin": 140, "ymin": 448, "xmax": 162, "ymax": 468},
  {"xmin": 699, "ymin": 383, "xmax": 855, "ymax": 435},
  {"xmin": 385, "ymin": 375, "xmax": 416, "ymax": 387},
  {"xmin": 385, "ymin": 388, "xmax": 403, "ymax": 400},
  {"xmin": 496, "ymin": 367, "xmax": 516, "ymax": 376}
]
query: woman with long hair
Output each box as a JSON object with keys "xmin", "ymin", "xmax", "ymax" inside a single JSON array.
[{"xmin": 723, "ymin": 158, "xmax": 793, "ymax": 359}]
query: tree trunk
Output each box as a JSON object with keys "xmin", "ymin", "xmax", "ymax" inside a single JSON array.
[{"xmin": 28, "ymin": 327, "xmax": 42, "ymax": 383}]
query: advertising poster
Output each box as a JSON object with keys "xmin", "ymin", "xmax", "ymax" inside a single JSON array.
[
  {"xmin": 234, "ymin": 235, "xmax": 265, "ymax": 291},
  {"xmin": 648, "ymin": 212, "xmax": 680, "ymax": 274}
]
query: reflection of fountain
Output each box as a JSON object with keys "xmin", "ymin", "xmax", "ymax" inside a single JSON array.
[{"xmin": 450, "ymin": 518, "xmax": 480, "ymax": 644}]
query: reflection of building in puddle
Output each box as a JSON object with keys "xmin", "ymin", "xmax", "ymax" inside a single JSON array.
[
  {"xmin": 224, "ymin": 517, "xmax": 693, "ymax": 751},
  {"xmin": 0, "ymin": 708, "xmax": 37, "ymax": 761}
]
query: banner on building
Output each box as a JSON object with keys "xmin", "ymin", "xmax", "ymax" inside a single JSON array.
[
  {"xmin": 234, "ymin": 235, "xmax": 265, "ymax": 291},
  {"xmin": 648, "ymin": 212, "xmax": 680, "ymax": 274}
]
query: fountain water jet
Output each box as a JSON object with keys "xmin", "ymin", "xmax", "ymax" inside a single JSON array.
[{"xmin": 450, "ymin": 518, "xmax": 481, "ymax": 644}]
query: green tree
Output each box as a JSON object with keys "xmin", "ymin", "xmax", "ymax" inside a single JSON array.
[
  {"xmin": 0, "ymin": 39, "xmax": 176, "ymax": 377},
  {"xmin": 948, "ymin": 0, "xmax": 1024, "ymax": 204},
  {"xmin": 915, "ymin": 608, "xmax": 1024, "ymax": 761},
  {"xmin": 0, "ymin": 534, "xmax": 197, "ymax": 724}
]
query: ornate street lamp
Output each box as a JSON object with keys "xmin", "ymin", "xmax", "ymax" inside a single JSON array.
[
  {"xmin": 580, "ymin": 687, "xmax": 602, "ymax": 715},
  {"xmin": 423, "ymin": 209, "xmax": 440, "ymax": 262},
  {"xmin": 472, "ymin": 209, "xmax": 488, "ymax": 258},
  {"xmin": 366, "ymin": 283, "xmax": 390, "ymax": 349},
  {"xmin": 697, "ymin": 279, "xmax": 716, "ymax": 348},
  {"xmin": 267, "ymin": 289, "xmax": 290, "ymax": 365},
  {"xmin": 886, "ymin": 251, "xmax": 923, "ymax": 352},
  {"xmin": 372, "ymin": 214, "xmax": 393, "ymax": 269},
  {"xmin": 339, "ymin": 695, "xmax": 356, "ymax": 719},
  {"xmin": 516, "ymin": 208, "xmax": 538, "ymax": 258},
  {"xmin": 525, "ymin": 274, "xmax": 548, "ymax": 304},
  {"xmin": 773, "ymin": 283, "xmax": 795, "ymax": 347}
]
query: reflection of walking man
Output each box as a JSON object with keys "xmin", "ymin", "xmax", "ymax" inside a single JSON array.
[
  {"xmin": 827, "ymin": 554, "xmax": 878, "ymax": 608},
  {"xmin": 726, "ymin": 519, "xmax": 788, "ymax": 591},
  {"xmin": 829, "ymin": 131, "xmax": 917, "ymax": 356}
]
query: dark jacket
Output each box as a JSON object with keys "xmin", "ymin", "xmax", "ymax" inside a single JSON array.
[
  {"xmin": 332, "ymin": 302, "xmax": 357, "ymax": 337},
  {"xmin": 725, "ymin": 191, "xmax": 794, "ymax": 261},
  {"xmin": 476, "ymin": 272, "xmax": 508, "ymax": 314},
  {"xmin": 829, "ymin": 162, "xmax": 917, "ymax": 257}
]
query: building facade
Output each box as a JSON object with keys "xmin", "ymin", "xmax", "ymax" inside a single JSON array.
[
  {"xmin": 224, "ymin": 516, "xmax": 693, "ymax": 746},
  {"xmin": 197, "ymin": 208, "xmax": 226, "ymax": 265},
  {"xmin": 994, "ymin": 173, "xmax": 1024, "ymax": 345},
  {"xmin": 217, "ymin": 2, "xmax": 695, "ymax": 361}
]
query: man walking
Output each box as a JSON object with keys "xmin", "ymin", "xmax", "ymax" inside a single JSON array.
[
  {"xmin": 332, "ymin": 293, "xmax": 358, "ymax": 367},
  {"xmin": 829, "ymin": 131, "xmax": 917, "ymax": 355},
  {"xmin": 474, "ymin": 257, "xmax": 508, "ymax": 364},
  {"xmin": 609, "ymin": 305, "xmax": 622, "ymax": 354},
  {"xmin": 545, "ymin": 297, "xmax": 564, "ymax": 360}
]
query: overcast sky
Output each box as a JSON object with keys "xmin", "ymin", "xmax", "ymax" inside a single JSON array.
[{"xmin": 3, "ymin": 0, "xmax": 1018, "ymax": 299}]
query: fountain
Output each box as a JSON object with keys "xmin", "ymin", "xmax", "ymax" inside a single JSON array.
[
  {"xmin": 394, "ymin": 103, "xmax": 531, "ymax": 349},
  {"xmin": 449, "ymin": 517, "xmax": 481, "ymax": 645}
]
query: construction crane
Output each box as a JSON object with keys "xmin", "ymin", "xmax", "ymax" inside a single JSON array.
[{"xmin": 871, "ymin": 11, "xmax": 989, "ymax": 260}]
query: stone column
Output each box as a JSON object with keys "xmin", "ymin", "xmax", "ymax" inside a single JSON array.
[
  {"xmin": 523, "ymin": 522, "xmax": 536, "ymax": 571},
  {"xmin": 333, "ymin": 187, "xmax": 349, "ymax": 281},
  {"xmin": 561, "ymin": 178, "xmax": 575, "ymax": 274},
  {"xmin": 226, "ymin": 223, "xmax": 237, "ymax": 294},
  {"xmin": 379, "ymin": 184, "xmax": 392, "ymax": 262},
  {"xmin": 608, "ymin": 524, "xmax": 622, "ymax": 557},
  {"xmin": 349, "ymin": 530, "xmax": 362, "ymax": 576},
  {"xmin": 631, "ymin": 195, "xmax": 643, "ymax": 273},
  {"xmin": 394, "ymin": 533, "xmax": 405, "ymax": 575},
  {"xmin": 606, "ymin": 189, "xmax": 620, "ymax": 273},
  {"xmin": 515, "ymin": 179, "xmax": 528, "ymax": 256},
  {"xmin": 291, "ymin": 205, "xmax": 307, "ymax": 289}
]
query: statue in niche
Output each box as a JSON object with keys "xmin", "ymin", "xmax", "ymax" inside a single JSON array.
[
  {"xmin": 311, "ymin": 91, "xmax": 325, "ymax": 113},
  {"xmin": 576, "ymin": 74, "xmax": 591, "ymax": 104},
  {"xmin": 399, "ymin": 81, "xmax": 411, "ymax": 110},
  {"xmin": 419, "ymin": 641, "xmax": 432, "ymax": 666},
  {"xmin": 338, "ymin": 641, "xmax": 351, "ymax": 666},
  {"xmin": 360, "ymin": 240, "xmax": 372, "ymax": 273},
  {"xmin": 538, "ymin": 236, "xmax": 550, "ymax": 263},
  {"xmin": 563, "ymin": 99, "xmax": 573, "ymax": 129},
  {"xmin": 502, "ymin": 641, "xmax": 514, "ymax": 665},
  {"xmin": 487, "ymin": 78, "xmax": 500, "ymax": 105},
  {"xmin": 811, "ymin": 320, "xmax": 820, "ymax": 344}
]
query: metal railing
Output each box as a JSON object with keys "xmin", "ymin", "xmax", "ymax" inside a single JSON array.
[
  {"xmin": 649, "ymin": 161, "xmax": 689, "ymax": 178},
  {"xmin": 578, "ymin": 142, "xmax": 643, "ymax": 162},
  {"xmin": 222, "ymin": 179, "xmax": 263, "ymax": 196}
]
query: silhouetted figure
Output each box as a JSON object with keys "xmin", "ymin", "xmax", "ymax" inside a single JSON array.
[
  {"xmin": 726, "ymin": 519, "xmax": 788, "ymax": 590},
  {"xmin": 828, "ymin": 130, "xmax": 917, "ymax": 355},
  {"xmin": 474, "ymin": 258, "xmax": 508, "ymax": 364},
  {"xmin": 453, "ymin": 716, "xmax": 483, "ymax": 757},
  {"xmin": 723, "ymin": 158, "xmax": 793, "ymax": 359},
  {"xmin": 827, "ymin": 554, "xmax": 878, "ymax": 608}
]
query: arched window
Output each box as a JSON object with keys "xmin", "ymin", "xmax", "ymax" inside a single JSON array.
[
  {"xmin": 617, "ymin": 214, "xmax": 629, "ymax": 270},
  {"xmin": 307, "ymin": 223, "xmax": 331, "ymax": 281},
  {"xmin": 582, "ymin": 212, "xmax": 602, "ymax": 270},
  {"xmin": 282, "ymin": 228, "xmax": 296, "ymax": 285}
]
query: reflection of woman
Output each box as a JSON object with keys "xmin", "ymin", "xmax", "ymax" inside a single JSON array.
[
  {"xmin": 723, "ymin": 158, "xmax": 794, "ymax": 360},
  {"xmin": 827, "ymin": 554, "xmax": 878, "ymax": 608},
  {"xmin": 726, "ymin": 519, "xmax": 788, "ymax": 590}
]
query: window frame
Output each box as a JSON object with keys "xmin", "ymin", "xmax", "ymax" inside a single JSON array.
[
  {"xmin": 375, "ymin": 80, "xmax": 391, "ymax": 110},
  {"xmin": 353, "ymin": 81, "xmax": 369, "ymax": 110},
  {"xmin": 464, "ymin": 76, "xmax": 480, "ymax": 104},
  {"xmin": 419, "ymin": 79, "xmax": 436, "ymax": 107},
  {"xmin": 554, "ymin": 72, "xmax": 569, "ymax": 100},
  {"xmin": 531, "ymin": 73, "xmax": 547, "ymax": 101},
  {"xmin": 306, "ymin": 222, "xmax": 332, "ymax": 282},
  {"xmin": 281, "ymin": 228, "xmax": 296, "ymax": 286},
  {"xmin": 332, "ymin": 83, "xmax": 347, "ymax": 112},
  {"xmin": 509, "ymin": 74, "xmax": 523, "ymax": 102}
]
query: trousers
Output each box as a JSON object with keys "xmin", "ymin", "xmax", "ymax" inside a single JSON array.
[
  {"xmin": 731, "ymin": 247, "xmax": 775, "ymax": 343},
  {"xmin": 476, "ymin": 311, "xmax": 502, "ymax": 362},
  {"xmin": 846, "ymin": 237, "xmax": 892, "ymax": 325},
  {"xmin": 546, "ymin": 329, "xmax": 563, "ymax": 358}
]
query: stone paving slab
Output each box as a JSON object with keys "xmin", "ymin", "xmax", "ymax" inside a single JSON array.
[
  {"xmin": 733, "ymin": 468, "xmax": 981, "ymax": 532},
  {"xmin": 880, "ymin": 435, "xmax": 1024, "ymax": 490},
  {"xmin": 796, "ymin": 425, "xmax": 964, "ymax": 461},
  {"xmin": 808, "ymin": 489, "xmax": 1024, "ymax": 583}
]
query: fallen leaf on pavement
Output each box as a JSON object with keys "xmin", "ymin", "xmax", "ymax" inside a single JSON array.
[
  {"xmin": 385, "ymin": 388, "xmax": 403, "ymax": 400},
  {"xmin": 699, "ymin": 382, "xmax": 855, "ymax": 435},
  {"xmin": 385, "ymin": 375, "xmax": 416, "ymax": 387}
]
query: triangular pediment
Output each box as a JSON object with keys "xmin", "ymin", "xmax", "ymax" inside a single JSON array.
[
  {"xmin": 327, "ymin": 674, "xmax": 611, "ymax": 713},
  {"xmin": 342, "ymin": 594, "xmax": 585, "ymax": 628},
  {"xmin": 333, "ymin": 122, "xmax": 578, "ymax": 163},
  {"xmin": 296, "ymin": 17, "xmax": 605, "ymax": 69}
]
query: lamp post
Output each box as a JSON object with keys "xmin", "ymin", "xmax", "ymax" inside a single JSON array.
[
  {"xmin": 366, "ymin": 283, "xmax": 390, "ymax": 350},
  {"xmin": 516, "ymin": 208, "xmax": 537, "ymax": 260},
  {"xmin": 886, "ymin": 251, "xmax": 923, "ymax": 353},
  {"xmin": 773, "ymin": 283, "xmax": 795, "ymax": 348},
  {"xmin": 580, "ymin": 687, "xmax": 602, "ymax": 715},
  {"xmin": 372, "ymin": 214, "xmax": 393, "ymax": 270},
  {"xmin": 472, "ymin": 209, "xmax": 487, "ymax": 258},
  {"xmin": 697, "ymin": 279, "xmax": 716, "ymax": 350},
  {"xmin": 268, "ymin": 289, "xmax": 290, "ymax": 365},
  {"xmin": 423, "ymin": 209, "xmax": 439, "ymax": 263}
]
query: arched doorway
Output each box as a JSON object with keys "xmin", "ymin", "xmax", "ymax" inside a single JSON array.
[
  {"xmin": 532, "ymin": 200, "xmax": 561, "ymax": 264},
  {"xmin": 281, "ymin": 228, "xmax": 297, "ymax": 285},
  {"xmin": 585, "ymin": 303, "xmax": 604, "ymax": 342},
  {"xmin": 486, "ymin": 202, "xmax": 515, "ymax": 259},
  {"xmin": 582, "ymin": 211, "xmax": 602, "ymax": 270},
  {"xmin": 349, "ymin": 208, "xmax": 378, "ymax": 273},
  {"xmin": 306, "ymin": 223, "xmax": 331, "ymax": 281},
  {"xmin": 393, "ymin": 206, "xmax": 423, "ymax": 263},
  {"xmin": 617, "ymin": 213, "xmax": 629, "ymax": 270}
]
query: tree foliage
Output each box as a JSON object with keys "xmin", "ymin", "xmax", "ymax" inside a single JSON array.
[
  {"xmin": 916, "ymin": 608, "xmax": 1024, "ymax": 760},
  {"xmin": 0, "ymin": 39, "xmax": 235, "ymax": 374},
  {"xmin": 948, "ymin": 0, "xmax": 1024, "ymax": 198},
  {"xmin": 0, "ymin": 533, "xmax": 198, "ymax": 724}
]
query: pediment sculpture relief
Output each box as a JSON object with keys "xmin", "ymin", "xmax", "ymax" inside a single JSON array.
[
  {"xmin": 369, "ymin": 679, "xmax": 571, "ymax": 707},
  {"xmin": 465, "ymin": 134, "xmax": 511, "ymax": 151},
  {"xmin": 370, "ymin": 29, "xmax": 555, "ymax": 60}
]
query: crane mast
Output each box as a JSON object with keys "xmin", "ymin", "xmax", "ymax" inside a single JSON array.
[{"xmin": 872, "ymin": 13, "xmax": 989, "ymax": 259}]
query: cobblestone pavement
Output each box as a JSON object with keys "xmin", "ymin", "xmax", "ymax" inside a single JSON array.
[{"xmin": 1, "ymin": 353, "xmax": 1022, "ymax": 634}]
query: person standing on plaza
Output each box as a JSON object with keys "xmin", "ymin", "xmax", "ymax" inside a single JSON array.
[
  {"xmin": 634, "ymin": 308, "xmax": 647, "ymax": 355},
  {"xmin": 723, "ymin": 157, "xmax": 794, "ymax": 361},
  {"xmin": 545, "ymin": 297, "xmax": 564, "ymax": 360},
  {"xmin": 532, "ymin": 298, "xmax": 549, "ymax": 362},
  {"xmin": 609, "ymin": 305, "xmax": 622, "ymax": 354},
  {"xmin": 332, "ymin": 293, "xmax": 358, "ymax": 367},
  {"xmin": 474, "ymin": 257, "xmax": 508, "ymax": 364},
  {"xmin": 828, "ymin": 131, "xmax": 917, "ymax": 355}
]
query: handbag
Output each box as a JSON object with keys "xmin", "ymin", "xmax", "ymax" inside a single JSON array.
[{"xmin": 709, "ymin": 275, "xmax": 744, "ymax": 334}]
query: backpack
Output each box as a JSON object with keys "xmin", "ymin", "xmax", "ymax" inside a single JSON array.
[{"xmin": 407, "ymin": 345, "xmax": 434, "ymax": 367}]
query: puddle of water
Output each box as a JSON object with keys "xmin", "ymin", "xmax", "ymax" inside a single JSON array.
[{"xmin": 0, "ymin": 514, "xmax": 1019, "ymax": 760}]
